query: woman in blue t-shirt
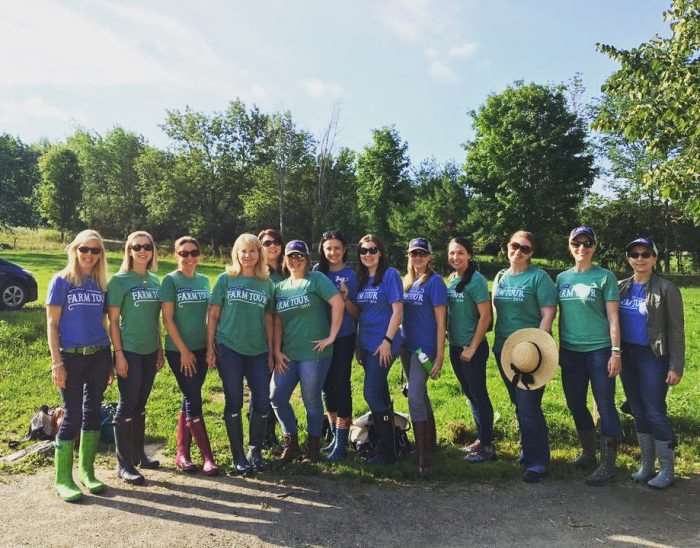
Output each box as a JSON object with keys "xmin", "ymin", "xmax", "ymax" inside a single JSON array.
[
  {"xmin": 401, "ymin": 238, "xmax": 447, "ymax": 477},
  {"xmin": 47, "ymin": 229, "xmax": 112, "ymax": 502},
  {"xmin": 349, "ymin": 234, "xmax": 404, "ymax": 465},
  {"xmin": 314, "ymin": 230, "xmax": 359, "ymax": 461},
  {"xmin": 619, "ymin": 237, "xmax": 685, "ymax": 489}
]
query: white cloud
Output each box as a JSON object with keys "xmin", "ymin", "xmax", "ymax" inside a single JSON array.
[
  {"xmin": 448, "ymin": 42, "xmax": 478, "ymax": 59},
  {"xmin": 376, "ymin": 0, "xmax": 435, "ymax": 42},
  {"xmin": 424, "ymin": 47, "xmax": 439, "ymax": 59},
  {"xmin": 430, "ymin": 60, "xmax": 456, "ymax": 83},
  {"xmin": 300, "ymin": 79, "xmax": 344, "ymax": 100},
  {"xmin": 0, "ymin": 96, "xmax": 87, "ymax": 125}
]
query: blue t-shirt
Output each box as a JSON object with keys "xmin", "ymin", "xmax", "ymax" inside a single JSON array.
[
  {"xmin": 402, "ymin": 273, "xmax": 448, "ymax": 358},
  {"xmin": 620, "ymin": 282, "xmax": 649, "ymax": 346},
  {"xmin": 354, "ymin": 267, "xmax": 404, "ymax": 353},
  {"xmin": 314, "ymin": 265, "xmax": 358, "ymax": 338},
  {"xmin": 46, "ymin": 274, "xmax": 110, "ymax": 349}
]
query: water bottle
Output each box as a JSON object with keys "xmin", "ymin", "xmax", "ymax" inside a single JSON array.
[{"xmin": 415, "ymin": 348, "xmax": 433, "ymax": 376}]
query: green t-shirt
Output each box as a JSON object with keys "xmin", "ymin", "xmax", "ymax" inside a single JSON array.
[
  {"xmin": 447, "ymin": 271, "xmax": 490, "ymax": 347},
  {"xmin": 160, "ymin": 271, "xmax": 210, "ymax": 352},
  {"xmin": 210, "ymin": 273, "xmax": 275, "ymax": 356},
  {"xmin": 270, "ymin": 270, "xmax": 285, "ymax": 285},
  {"xmin": 274, "ymin": 271, "xmax": 339, "ymax": 361},
  {"xmin": 493, "ymin": 266, "xmax": 557, "ymax": 353},
  {"xmin": 556, "ymin": 265, "xmax": 619, "ymax": 352},
  {"xmin": 106, "ymin": 271, "xmax": 161, "ymax": 354}
]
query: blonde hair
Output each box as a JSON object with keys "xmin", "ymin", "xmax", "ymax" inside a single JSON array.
[
  {"xmin": 120, "ymin": 231, "xmax": 158, "ymax": 273},
  {"xmin": 226, "ymin": 233, "xmax": 269, "ymax": 279},
  {"xmin": 59, "ymin": 229, "xmax": 108, "ymax": 290},
  {"xmin": 403, "ymin": 254, "xmax": 434, "ymax": 291},
  {"xmin": 508, "ymin": 230, "xmax": 536, "ymax": 263}
]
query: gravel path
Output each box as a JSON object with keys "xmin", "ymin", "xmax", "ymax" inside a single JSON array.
[{"xmin": 1, "ymin": 465, "xmax": 699, "ymax": 547}]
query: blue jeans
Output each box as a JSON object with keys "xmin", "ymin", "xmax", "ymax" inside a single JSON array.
[
  {"xmin": 216, "ymin": 344, "xmax": 270, "ymax": 416},
  {"xmin": 360, "ymin": 350, "xmax": 395, "ymax": 413},
  {"xmin": 58, "ymin": 348, "xmax": 111, "ymax": 440},
  {"xmin": 496, "ymin": 351, "xmax": 549, "ymax": 473},
  {"xmin": 450, "ymin": 341, "xmax": 493, "ymax": 446},
  {"xmin": 166, "ymin": 349, "xmax": 208, "ymax": 418},
  {"xmin": 560, "ymin": 347, "xmax": 621, "ymax": 438},
  {"xmin": 620, "ymin": 343, "xmax": 673, "ymax": 442},
  {"xmin": 115, "ymin": 351, "xmax": 158, "ymax": 420},
  {"xmin": 270, "ymin": 358, "xmax": 331, "ymax": 436}
]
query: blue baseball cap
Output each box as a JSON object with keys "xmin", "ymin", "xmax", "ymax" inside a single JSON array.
[
  {"xmin": 284, "ymin": 240, "xmax": 310, "ymax": 256},
  {"xmin": 408, "ymin": 237, "xmax": 432, "ymax": 253},
  {"xmin": 625, "ymin": 237, "xmax": 658, "ymax": 256},
  {"xmin": 569, "ymin": 226, "xmax": 596, "ymax": 244}
]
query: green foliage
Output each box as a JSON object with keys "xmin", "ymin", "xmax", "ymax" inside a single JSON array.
[
  {"xmin": 0, "ymin": 134, "xmax": 40, "ymax": 229},
  {"xmin": 36, "ymin": 146, "xmax": 82, "ymax": 240},
  {"xmin": 595, "ymin": 0, "xmax": 700, "ymax": 222},
  {"xmin": 464, "ymin": 81, "xmax": 596, "ymax": 256}
]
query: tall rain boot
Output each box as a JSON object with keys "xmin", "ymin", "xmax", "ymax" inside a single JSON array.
[
  {"xmin": 113, "ymin": 418, "xmax": 144, "ymax": 485},
  {"xmin": 133, "ymin": 412, "xmax": 160, "ymax": 469},
  {"xmin": 326, "ymin": 419, "xmax": 350, "ymax": 462},
  {"xmin": 246, "ymin": 411, "xmax": 268, "ymax": 472},
  {"xmin": 413, "ymin": 421, "xmax": 430, "ymax": 477},
  {"xmin": 585, "ymin": 436, "xmax": 617, "ymax": 486},
  {"xmin": 189, "ymin": 416, "xmax": 219, "ymax": 476},
  {"xmin": 54, "ymin": 438, "xmax": 82, "ymax": 502},
  {"xmin": 631, "ymin": 432, "xmax": 656, "ymax": 483},
  {"xmin": 647, "ymin": 440, "xmax": 674, "ymax": 489},
  {"xmin": 175, "ymin": 411, "xmax": 197, "ymax": 473},
  {"xmin": 224, "ymin": 412, "xmax": 253, "ymax": 476},
  {"xmin": 367, "ymin": 407, "xmax": 396, "ymax": 465},
  {"xmin": 573, "ymin": 429, "xmax": 597, "ymax": 469},
  {"xmin": 78, "ymin": 430, "xmax": 106, "ymax": 494}
]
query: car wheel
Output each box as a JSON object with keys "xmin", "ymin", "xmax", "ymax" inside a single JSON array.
[{"xmin": 0, "ymin": 281, "xmax": 27, "ymax": 310}]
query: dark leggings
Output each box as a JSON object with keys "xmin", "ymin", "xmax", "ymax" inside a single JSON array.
[
  {"xmin": 57, "ymin": 348, "xmax": 111, "ymax": 440},
  {"xmin": 322, "ymin": 334, "xmax": 355, "ymax": 419},
  {"xmin": 166, "ymin": 349, "xmax": 208, "ymax": 419},
  {"xmin": 115, "ymin": 350, "xmax": 158, "ymax": 420}
]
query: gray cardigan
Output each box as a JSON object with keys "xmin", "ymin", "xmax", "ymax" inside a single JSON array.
[{"xmin": 618, "ymin": 273, "xmax": 685, "ymax": 375}]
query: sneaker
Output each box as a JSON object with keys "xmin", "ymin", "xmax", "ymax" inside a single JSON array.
[
  {"xmin": 464, "ymin": 445, "xmax": 496, "ymax": 463},
  {"xmin": 461, "ymin": 439, "xmax": 481, "ymax": 454}
]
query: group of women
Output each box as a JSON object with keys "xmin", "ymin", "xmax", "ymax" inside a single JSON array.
[{"xmin": 47, "ymin": 225, "xmax": 685, "ymax": 502}]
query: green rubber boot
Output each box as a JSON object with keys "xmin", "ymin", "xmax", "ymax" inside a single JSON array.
[
  {"xmin": 54, "ymin": 439, "xmax": 82, "ymax": 502},
  {"xmin": 78, "ymin": 430, "xmax": 106, "ymax": 494}
]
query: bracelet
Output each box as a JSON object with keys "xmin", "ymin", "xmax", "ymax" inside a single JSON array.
[
  {"xmin": 114, "ymin": 348, "xmax": 123, "ymax": 353},
  {"xmin": 611, "ymin": 346, "xmax": 621, "ymax": 353},
  {"xmin": 384, "ymin": 335, "xmax": 393, "ymax": 344}
]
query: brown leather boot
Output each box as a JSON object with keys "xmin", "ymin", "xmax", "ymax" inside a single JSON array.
[
  {"xmin": 279, "ymin": 433, "xmax": 300, "ymax": 463},
  {"xmin": 302, "ymin": 436, "xmax": 321, "ymax": 463},
  {"xmin": 413, "ymin": 421, "xmax": 430, "ymax": 477}
]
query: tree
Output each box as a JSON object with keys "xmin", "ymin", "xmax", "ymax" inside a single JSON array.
[
  {"xmin": 0, "ymin": 134, "xmax": 40, "ymax": 229},
  {"xmin": 37, "ymin": 147, "xmax": 82, "ymax": 240},
  {"xmin": 356, "ymin": 126, "xmax": 412, "ymax": 257},
  {"xmin": 595, "ymin": 0, "xmax": 700, "ymax": 222},
  {"xmin": 464, "ymin": 81, "xmax": 596, "ymax": 256}
]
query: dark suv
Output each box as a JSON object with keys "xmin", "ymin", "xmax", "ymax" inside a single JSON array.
[{"xmin": 0, "ymin": 258, "xmax": 38, "ymax": 310}]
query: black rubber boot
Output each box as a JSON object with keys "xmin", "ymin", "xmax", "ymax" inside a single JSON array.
[
  {"xmin": 246, "ymin": 411, "xmax": 268, "ymax": 472},
  {"xmin": 224, "ymin": 412, "xmax": 254, "ymax": 476},
  {"xmin": 133, "ymin": 413, "xmax": 160, "ymax": 469},
  {"xmin": 573, "ymin": 429, "xmax": 597, "ymax": 469},
  {"xmin": 113, "ymin": 419, "xmax": 145, "ymax": 485},
  {"xmin": 585, "ymin": 436, "xmax": 618, "ymax": 486},
  {"xmin": 367, "ymin": 407, "xmax": 396, "ymax": 465}
]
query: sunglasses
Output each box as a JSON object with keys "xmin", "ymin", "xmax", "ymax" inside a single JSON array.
[
  {"xmin": 509, "ymin": 242, "xmax": 533, "ymax": 255},
  {"xmin": 78, "ymin": 246, "xmax": 101, "ymax": 255},
  {"xmin": 409, "ymin": 250, "xmax": 429, "ymax": 257},
  {"xmin": 262, "ymin": 239, "xmax": 281, "ymax": 247},
  {"xmin": 629, "ymin": 251, "xmax": 653, "ymax": 259},
  {"xmin": 570, "ymin": 240, "xmax": 594, "ymax": 249},
  {"xmin": 177, "ymin": 249, "xmax": 200, "ymax": 258},
  {"xmin": 130, "ymin": 243, "xmax": 153, "ymax": 252},
  {"xmin": 287, "ymin": 253, "xmax": 306, "ymax": 260},
  {"xmin": 359, "ymin": 247, "xmax": 380, "ymax": 256}
]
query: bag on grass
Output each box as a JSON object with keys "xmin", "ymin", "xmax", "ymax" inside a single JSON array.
[
  {"xmin": 349, "ymin": 411, "xmax": 412, "ymax": 458},
  {"xmin": 24, "ymin": 405, "xmax": 64, "ymax": 441},
  {"xmin": 100, "ymin": 402, "xmax": 118, "ymax": 444}
]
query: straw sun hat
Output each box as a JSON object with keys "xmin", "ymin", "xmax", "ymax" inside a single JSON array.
[{"xmin": 500, "ymin": 328, "xmax": 558, "ymax": 390}]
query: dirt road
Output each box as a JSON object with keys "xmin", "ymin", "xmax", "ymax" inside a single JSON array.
[{"xmin": 1, "ymin": 465, "xmax": 698, "ymax": 548}]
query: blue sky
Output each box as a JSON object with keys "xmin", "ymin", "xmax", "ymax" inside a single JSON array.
[{"xmin": 0, "ymin": 0, "xmax": 670, "ymax": 165}]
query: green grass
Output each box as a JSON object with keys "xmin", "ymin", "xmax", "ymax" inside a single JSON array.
[{"xmin": 1, "ymin": 248, "xmax": 698, "ymax": 483}]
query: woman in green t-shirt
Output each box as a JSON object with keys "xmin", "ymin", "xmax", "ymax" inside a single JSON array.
[
  {"xmin": 161, "ymin": 236, "xmax": 219, "ymax": 476},
  {"xmin": 107, "ymin": 231, "xmax": 163, "ymax": 485},
  {"xmin": 208, "ymin": 233, "xmax": 276, "ymax": 476},
  {"xmin": 556, "ymin": 226, "xmax": 621, "ymax": 487},
  {"xmin": 271, "ymin": 240, "xmax": 344, "ymax": 463},
  {"xmin": 492, "ymin": 230, "xmax": 557, "ymax": 483},
  {"xmin": 446, "ymin": 237, "xmax": 494, "ymax": 463}
]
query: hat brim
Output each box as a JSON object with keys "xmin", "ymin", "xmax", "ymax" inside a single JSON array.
[
  {"xmin": 408, "ymin": 246, "xmax": 431, "ymax": 253},
  {"xmin": 500, "ymin": 328, "xmax": 558, "ymax": 390}
]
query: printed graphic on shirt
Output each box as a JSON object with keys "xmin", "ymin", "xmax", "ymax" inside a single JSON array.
[
  {"xmin": 620, "ymin": 295, "xmax": 647, "ymax": 316},
  {"xmin": 558, "ymin": 283, "xmax": 600, "ymax": 302},
  {"xmin": 276, "ymin": 293, "xmax": 312, "ymax": 312},
  {"xmin": 226, "ymin": 286, "xmax": 269, "ymax": 308},
  {"xmin": 447, "ymin": 287, "xmax": 464, "ymax": 302},
  {"xmin": 65, "ymin": 288, "xmax": 105, "ymax": 311},
  {"xmin": 494, "ymin": 284, "xmax": 525, "ymax": 302},
  {"xmin": 176, "ymin": 287, "xmax": 209, "ymax": 308},
  {"xmin": 404, "ymin": 284, "xmax": 425, "ymax": 305},
  {"xmin": 130, "ymin": 287, "xmax": 160, "ymax": 307},
  {"xmin": 356, "ymin": 286, "xmax": 379, "ymax": 304}
]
